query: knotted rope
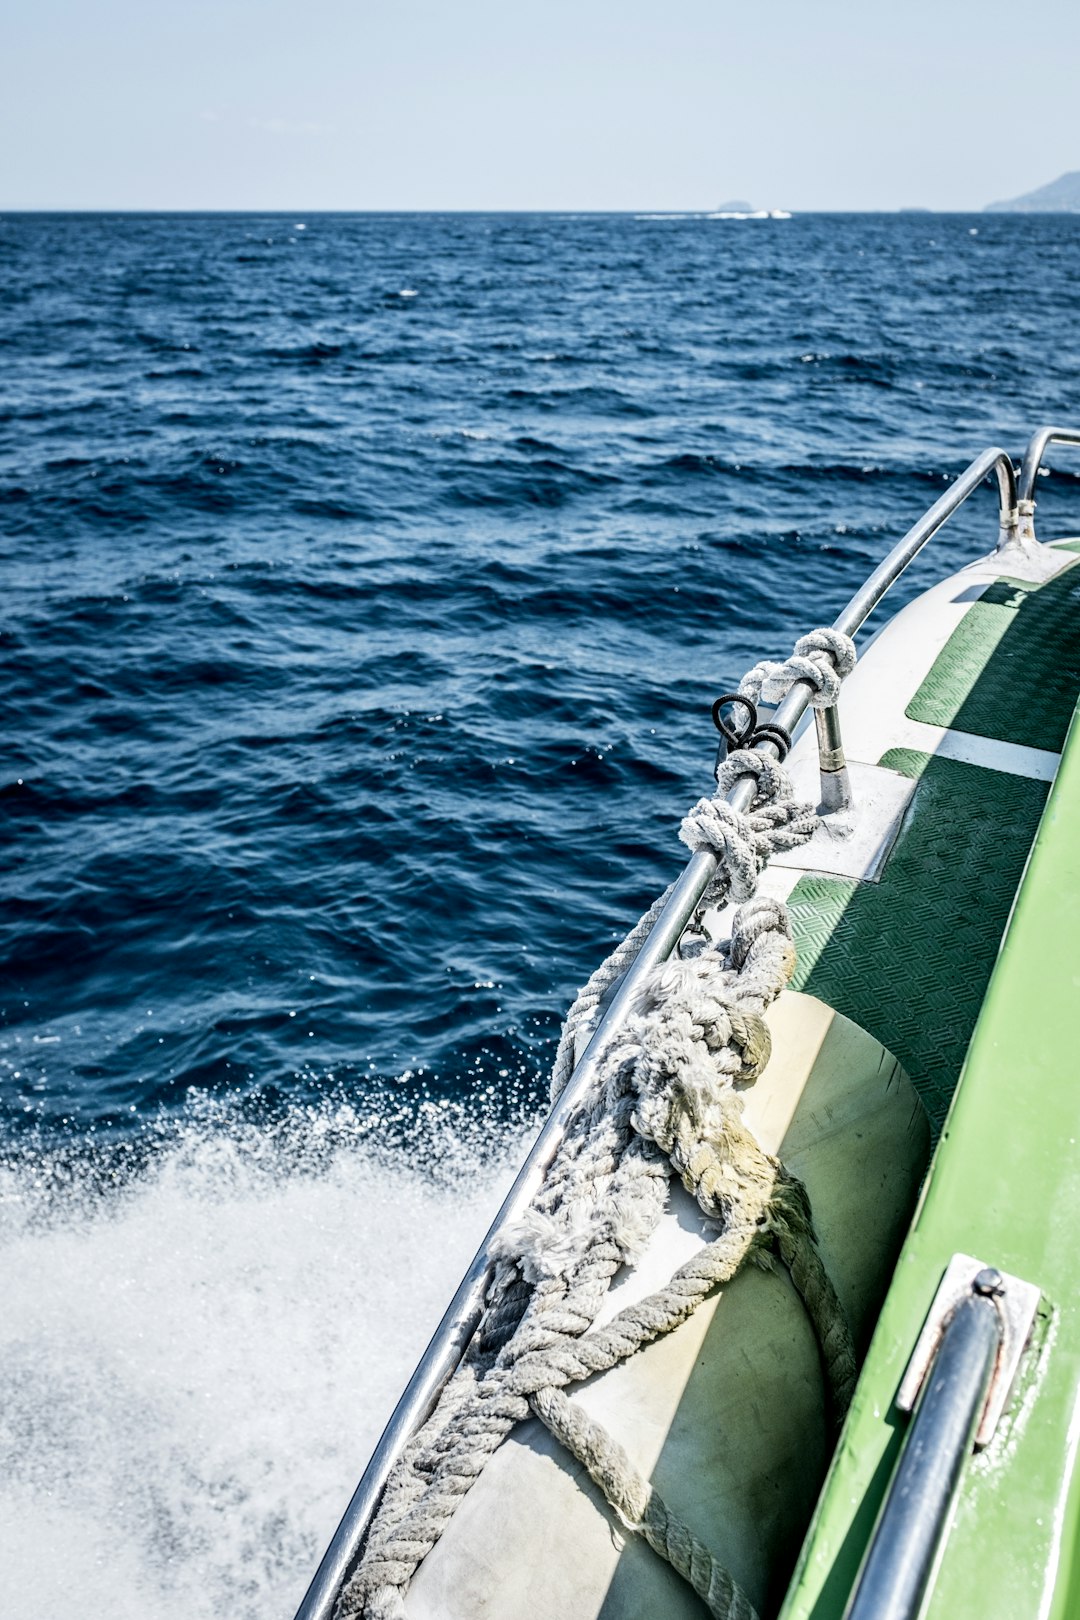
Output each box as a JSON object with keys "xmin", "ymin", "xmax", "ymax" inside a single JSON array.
[
  {"xmin": 681, "ymin": 750, "xmax": 821, "ymax": 901},
  {"xmin": 738, "ymin": 627, "xmax": 856, "ymax": 711},
  {"xmin": 338, "ymin": 629, "xmax": 856, "ymax": 1620}
]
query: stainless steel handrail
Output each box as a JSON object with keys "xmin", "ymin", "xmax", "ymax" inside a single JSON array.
[
  {"xmin": 1017, "ymin": 425, "xmax": 1080, "ymax": 540},
  {"xmin": 842, "ymin": 1285, "xmax": 1003, "ymax": 1620},
  {"xmin": 835, "ymin": 446, "xmax": 1016, "ymax": 637},
  {"xmin": 292, "ymin": 445, "xmax": 1018, "ymax": 1620}
]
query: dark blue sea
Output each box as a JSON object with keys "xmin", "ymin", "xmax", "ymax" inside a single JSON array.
[{"xmin": 2, "ymin": 210, "xmax": 1078, "ymax": 1617}]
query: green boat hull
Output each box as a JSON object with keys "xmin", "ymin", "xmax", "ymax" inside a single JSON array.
[{"xmin": 782, "ymin": 545, "xmax": 1080, "ymax": 1619}]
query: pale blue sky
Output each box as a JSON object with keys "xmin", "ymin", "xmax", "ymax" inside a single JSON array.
[{"xmin": 4, "ymin": 0, "xmax": 1078, "ymax": 211}]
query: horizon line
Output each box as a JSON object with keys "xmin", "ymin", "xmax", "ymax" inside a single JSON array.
[{"xmin": 0, "ymin": 205, "xmax": 1041, "ymax": 217}]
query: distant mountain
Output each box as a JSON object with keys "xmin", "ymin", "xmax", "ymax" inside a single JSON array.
[
  {"xmin": 714, "ymin": 199, "xmax": 754, "ymax": 213},
  {"xmin": 985, "ymin": 171, "xmax": 1080, "ymax": 212}
]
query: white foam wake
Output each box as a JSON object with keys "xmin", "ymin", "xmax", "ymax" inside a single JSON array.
[{"xmin": 0, "ymin": 1099, "xmax": 531, "ymax": 1619}]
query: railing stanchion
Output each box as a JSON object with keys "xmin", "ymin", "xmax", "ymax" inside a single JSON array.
[
  {"xmin": 1016, "ymin": 425, "xmax": 1080, "ymax": 543},
  {"xmin": 814, "ymin": 703, "xmax": 853, "ymax": 812}
]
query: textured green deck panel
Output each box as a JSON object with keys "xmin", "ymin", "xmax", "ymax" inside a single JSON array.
[
  {"xmin": 779, "ymin": 702, "xmax": 1080, "ymax": 1620},
  {"xmin": 907, "ymin": 556, "xmax": 1080, "ymax": 750},
  {"xmin": 787, "ymin": 747, "xmax": 1049, "ymax": 1137}
]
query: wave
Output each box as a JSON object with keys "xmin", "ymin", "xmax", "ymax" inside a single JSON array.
[{"xmin": 0, "ymin": 1098, "xmax": 534, "ymax": 1620}]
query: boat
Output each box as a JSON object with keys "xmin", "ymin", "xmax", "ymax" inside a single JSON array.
[{"xmin": 293, "ymin": 425, "xmax": 1080, "ymax": 1620}]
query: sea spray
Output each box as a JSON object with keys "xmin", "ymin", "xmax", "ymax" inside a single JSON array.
[{"xmin": 0, "ymin": 1098, "xmax": 531, "ymax": 1619}]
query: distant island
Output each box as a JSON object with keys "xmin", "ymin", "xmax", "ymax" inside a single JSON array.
[{"xmin": 985, "ymin": 171, "xmax": 1080, "ymax": 212}]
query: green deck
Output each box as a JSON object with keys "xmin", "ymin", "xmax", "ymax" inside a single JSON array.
[
  {"xmin": 778, "ymin": 555, "xmax": 1080, "ymax": 1620},
  {"xmin": 906, "ymin": 555, "xmax": 1080, "ymax": 751},
  {"xmin": 788, "ymin": 749, "xmax": 1048, "ymax": 1138}
]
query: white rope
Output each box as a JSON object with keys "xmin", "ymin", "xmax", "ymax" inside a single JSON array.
[
  {"xmin": 337, "ymin": 628, "xmax": 856, "ymax": 1620},
  {"xmin": 738, "ymin": 627, "xmax": 856, "ymax": 710},
  {"xmin": 680, "ymin": 749, "xmax": 819, "ymax": 901}
]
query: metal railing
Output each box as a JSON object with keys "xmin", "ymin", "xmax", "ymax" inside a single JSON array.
[
  {"xmin": 291, "ymin": 443, "xmax": 1023, "ymax": 1620},
  {"xmin": 1017, "ymin": 425, "xmax": 1080, "ymax": 541},
  {"xmin": 843, "ymin": 1253, "xmax": 1039, "ymax": 1620},
  {"xmin": 842, "ymin": 1282, "xmax": 1003, "ymax": 1620},
  {"xmin": 835, "ymin": 446, "xmax": 1016, "ymax": 634}
]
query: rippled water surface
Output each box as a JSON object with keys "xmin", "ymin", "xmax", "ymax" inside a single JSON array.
[{"xmin": 2, "ymin": 210, "xmax": 1079, "ymax": 1616}]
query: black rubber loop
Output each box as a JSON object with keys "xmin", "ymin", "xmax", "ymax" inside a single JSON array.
[
  {"xmin": 747, "ymin": 721, "xmax": 792, "ymax": 761},
  {"xmin": 711, "ymin": 693, "xmax": 757, "ymax": 755}
]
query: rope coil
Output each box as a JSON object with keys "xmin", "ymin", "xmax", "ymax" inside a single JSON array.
[{"xmin": 338, "ymin": 628, "xmax": 857, "ymax": 1620}]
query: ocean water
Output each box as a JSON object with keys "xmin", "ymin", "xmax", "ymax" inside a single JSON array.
[{"xmin": 2, "ymin": 210, "xmax": 1079, "ymax": 1616}]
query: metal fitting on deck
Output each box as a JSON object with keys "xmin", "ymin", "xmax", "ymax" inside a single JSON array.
[{"xmin": 814, "ymin": 704, "xmax": 854, "ymax": 813}]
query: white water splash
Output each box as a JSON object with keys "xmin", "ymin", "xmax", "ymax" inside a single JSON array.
[{"xmin": 0, "ymin": 1101, "xmax": 530, "ymax": 1619}]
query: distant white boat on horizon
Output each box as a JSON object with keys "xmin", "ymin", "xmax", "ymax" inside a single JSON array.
[{"xmin": 707, "ymin": 207, "xmax": 793, "ymax": 220}]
